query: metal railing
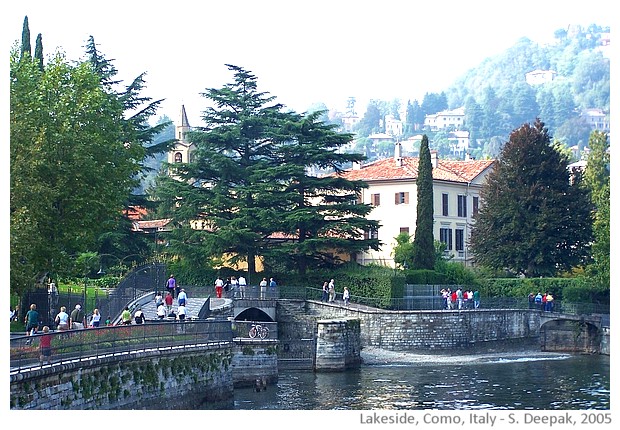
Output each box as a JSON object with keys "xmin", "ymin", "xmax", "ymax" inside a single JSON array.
[
  {"xmin": 275, "ymin": 286, "xmax": 610, "ymax": 316},
  {"xmin": 10, "ymin": 320, "xmax": 232, "ymax": 374}
]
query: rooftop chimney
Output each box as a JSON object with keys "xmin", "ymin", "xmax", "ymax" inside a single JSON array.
[
  {"xmin": 430, "ymin": 150, "xmax": 438, "ymax": 168},
  {"xmin": 394, "ymin": 142, "xmax": 403, "ymax": 166}
]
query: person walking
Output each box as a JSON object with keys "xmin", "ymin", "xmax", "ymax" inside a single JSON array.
[
  {"xmin": 328, "ymin": 279, "xmax": 335, "ymax": 302},
  {"xmin": 164, "ymin": 291, "xmax": 174, "ymax": 314},
  {"xmin": 54, "ymin": 306, "xmax": 70, "ymax": 331},
  {"xmin": 121, "ymin": 306, "xmax": 132, "ymax": 325},
  {"xmin": 90, "ymin": 308, "xmax": 101, "ymax": 327},
  {"xmin": 259, "ymin": 278, "xmax": 268, "ymax": 299},
  {"xmin": 238, "ymin": 275, "xmax": 247, "ymax": 298},
  {"xmin": 456, "ymin": 287, "xmax": 464, "ymax": 309},
  {"xmin": 177, "ymin": 288, "xmax": 188, "ymax": 306},
  {"xmin": 39, "ymin": 326, "xmax": 52, "ymax": 365},
  {"xmin": 166, "ymin": 274, "xmax": 176, "ymax": 298},
  {"xmin": 134, "ymin": 308, "xmax": 146, "ymax": 324},
  {"xmin": 25, "ymin": 304, "xmax": 40, "ymax": 335},
  {"xmin": 157, "ymin": 303, "xmax": 166, "ymax": 320},
  {"xmin": 230, "ymin": 276, "xmax": 239, "ymax": 298},
  {"xmin": 343, "ymin": 287, "xmax": 350, "ymax": 306},
  {"xmin": 177, "ymin": 304, "xmax": 186, "ymax": 321},
  {"xmin": 534, "ymin": 292, "xmax": 543, "ymax": 310},
  {"xmin": 214, "ymin": 276, "xmax": 224, "ymax": 299},
  {"xmin": 321, "ymin": 281, "xmax": 329, "ymax": 302},
  {"xmin": 70, "ymin": 304, "xmax": 86, "ymax": 330},
  {"xmin": 155, "ymin": 291, "xmax": 163, "ymax": 308},
  {"xmin": 269, "ymin": 277, "xmax": 277, "ymax": 298},
  {"xmin": 473, "ymin": 290, "xmax": 481, "ymax": 309}
]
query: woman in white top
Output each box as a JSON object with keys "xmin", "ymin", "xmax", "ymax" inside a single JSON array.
[
  {"xmin": 177, "ymin": 304, "xmax": 186, "ymax": 321},
  {"xmin": 55, "ymin": 306, "xmax": 70, "ymax": 330},
  {"xmin": 157, "ymin": 303, "xmax": 166, "ymax": 319},
  {"xmin": 90, "ymin": 308, "xmax": 101, "ymax": 327}
]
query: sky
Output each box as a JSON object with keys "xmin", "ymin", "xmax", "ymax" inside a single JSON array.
[
  {"xmin": 2, "ymin": 0, "xmax": 612, "ymax": 127},
  {"xmin": 1, "ymin": 1, "xmax": 616, "ymax": 422}
]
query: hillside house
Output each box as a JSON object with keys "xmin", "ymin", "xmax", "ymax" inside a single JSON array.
[
  {"xmin": 424, "ymin": 107, "xmax": 465, "ymax": 131},
  {"xmin": 581, "ymin": 108, "xmax": 609, "ymax": 132},
  {"xmin": 337, "ymin": 143, "xmax": 495, "ymax": 267},
  {"xmin": 525, "ymin": 69, "xmax": 557, "ymax": 85}
]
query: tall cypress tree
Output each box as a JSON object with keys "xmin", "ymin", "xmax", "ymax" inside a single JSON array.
[
  {"xmin": 411, "ymin": 135, "xmax": 435, "ymax": 269},
  {"xmin": 20, "ymin": 16, "xmax": 31, "ymax": 59},
  {"xmin": 34, "ymin": 33, "xmax": 43, "ymax": 71},
  {"xmin": 470, "ymin": 119, "xmax": 593, "ymax": 277}
]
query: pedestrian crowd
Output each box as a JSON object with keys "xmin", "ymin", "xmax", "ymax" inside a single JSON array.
[
  {"xmin": 213, "ymin": 274, "xmax": 279, "ymax": 299},
  {"xmin": 528, "ymin": 291, "xmax": 555, "ymax": 312},
  {"xmin": 440, "ymin": 287, "xmax": 480, "ymax": 310}
]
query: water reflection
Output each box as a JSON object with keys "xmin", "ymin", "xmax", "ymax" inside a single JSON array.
[{"xmin": 227, "ymin": 353, "xmax": 609, "ymax": 410}]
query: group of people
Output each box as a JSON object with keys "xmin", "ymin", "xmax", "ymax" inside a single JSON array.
[
  {"xmin": 154, "ymin": 287, "xmax": 189, "ymax": 321},
  {"xmin": 213, "ymin": 274, "xmax": 277, "ymax": 299},
  {"xmin": 320, "ymin": 279, "xmax": 350, "ymax": 306},
  {"xmin": 440, "ymin": 288, "xmax": 480, "ymax": 310},
  {"xmin": 21, "ymin": 303, "xmax": 107, "ymax": 336},
  {"xmin": 529, "ymin": 291, "xmax": 555, "ymax": 312}
]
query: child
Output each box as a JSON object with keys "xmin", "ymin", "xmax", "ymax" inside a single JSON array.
[{"xmin": 39, "ymin": 326, "xmax": 52, "ymax": 365}]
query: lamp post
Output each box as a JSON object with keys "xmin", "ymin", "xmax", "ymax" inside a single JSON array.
[{"xmin": 96, "ymin": 253, "xmax": 144, "ymax": 277}]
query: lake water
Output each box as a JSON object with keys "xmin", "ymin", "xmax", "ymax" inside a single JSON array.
[{"xmin": 223, "ymin": 352, "xmax": 609, "ymax": 410}]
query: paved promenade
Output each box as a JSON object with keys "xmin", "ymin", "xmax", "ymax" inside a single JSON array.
[{"xmin": 138, "ymin": 295, "xmax": 232, "ymax": 321}]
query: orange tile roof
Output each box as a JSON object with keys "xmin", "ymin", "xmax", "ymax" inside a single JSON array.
[{"xmin": 337, "ymin": 157, "xmax": 495, "ymax": 183}]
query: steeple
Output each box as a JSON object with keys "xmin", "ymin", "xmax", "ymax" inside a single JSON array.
[
  {"xmin": 177, "ymin": 104, "xmax": 191, "ymax": 142},
  {"xmin": 168, "ymin": 105, "xmax": 195, "ymax": 167}
]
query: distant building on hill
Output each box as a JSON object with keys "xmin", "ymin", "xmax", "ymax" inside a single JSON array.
[
  {"xmin": 525, "ymin": 69, "xmax": 557, "ymax": 85},
  {"xmin": 424, "ymin": 107, "xmax": 465, "ymax": 131},
  {"xmin": 581, "ymin": 108, "xmax": 609, "ymax": 132}
]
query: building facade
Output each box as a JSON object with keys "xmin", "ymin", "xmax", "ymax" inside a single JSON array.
[{"xmin": 339, "ymin": 144, "xmax": 495, "ymax": 267}]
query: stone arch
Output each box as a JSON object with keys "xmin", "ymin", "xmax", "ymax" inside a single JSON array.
[
  {"xmin": 540, "ymin": 318, "xmax": 600, "ymax": 353},
  {"xmin": 235, "ymin": 307, "xmax": 273, "ymax": 322}
]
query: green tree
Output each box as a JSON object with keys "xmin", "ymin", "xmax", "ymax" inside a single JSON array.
[
  {"xmin": 470, "ymin": 119, "xmax": 593, "ymax": 277},
  {"xmin": 34, "ymin": 33, "xmax": 43, "ymax": 71},
  {"xmin": 10, "ymin": 51, "xmax": 146, "ymax": 294},
  {"xmin": 269, "ymin": 111, "xmax": 380, "ymax": 274},
  {"xmin": 155, "ymin": 65, "xmax": 299, "ymax": 279},
  {"xmin": 156, "ymin": 65, "xmax": 380, "ymax": 278},
  {"xmin": 354, "ymin": 99, "xmax": 382, "ymax": 137},
  {"xmin": 411, "ymin": 135, "xmax": 435, "ymax": 269},
  {"xmin": 83, "ymin": 36, "xmax": 172, "ymax": 259},
  {"xmin": 20, "ymin": 16, "xmax": 30, "ymax": 59},
  {"xmin": 583, "ymin": 131, "xmax": 609, "ymax": 291}
]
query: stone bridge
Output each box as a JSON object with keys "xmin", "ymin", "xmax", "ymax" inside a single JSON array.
[{"xmin": 538, "ymin": 311, "xmax": 604, "ymax": 353}]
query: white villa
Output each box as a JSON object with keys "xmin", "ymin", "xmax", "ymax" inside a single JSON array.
[{"xmin": 339, "ymin": 143, "xmax": 495, "ymax": 267}]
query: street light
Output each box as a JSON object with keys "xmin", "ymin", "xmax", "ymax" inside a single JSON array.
[{"xmin": 96, "ymin": 253, "xmax": 144, "ymax": 277}]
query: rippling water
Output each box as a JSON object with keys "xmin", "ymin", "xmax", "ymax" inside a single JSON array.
[{"xmin": 226, "ymin": 353, "xmax": 609, "ymax": 410}]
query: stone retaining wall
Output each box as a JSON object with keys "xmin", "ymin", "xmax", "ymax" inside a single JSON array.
[
  {"xmin": 231, "ymin": 339, "xmax": 278, "ymax": 387},
  {"xmin": 306, "ymin": 302, "xmax": 540, "ymax": 351},
  {"xmin": 314, "ymin": 318, "xmax": 361, "ymax": 371},
  {"xmin": 10, "ymin": 345, "xmax": 233, "ymax": 410}
]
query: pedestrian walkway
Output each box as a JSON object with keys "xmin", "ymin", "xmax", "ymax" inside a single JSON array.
[{"xmin": 139, "ymin": 296, "xmax": 232, "ymax": 321}]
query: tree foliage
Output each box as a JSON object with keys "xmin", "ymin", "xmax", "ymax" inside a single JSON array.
[
  {"xmin": 10, "ymin": 23, "xmax": 166, "ymax": 295},
  {"xmin": 583, "ymin": 130, "xmax": 610, "ymax": 290},
  {"xmin": 155, "ymin": 65, "xmax": 379, "ymax": 279},
  {"xmin": 470, "ymin": 119, "xmax": 593, "ymax": 277},
  {"xmin": 411, "ymin": 135, "xmax": 435, "ymax": 269}
]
